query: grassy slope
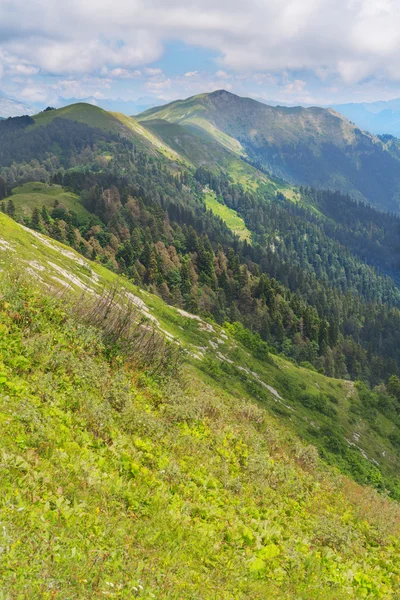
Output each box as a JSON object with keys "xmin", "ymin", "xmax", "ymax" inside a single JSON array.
[
  {"xmin": 204, "ymin": 189, "xmax": 252, "ymax": 242},
  {"xmin": 138, "ymin": 91, "xmax": 400, "ymax": 209},
  {"xmin": 1, "ymin": 216, "xmax": 400, "ymax": 597},
  {"xmin": 25, "ymin": 103, "xmax": 299, "ymax": 200},
  {"xmin": 10, "ymin": 182, "xmax": 92, "ymax": 220},
  {"xmin": 138, "ymin": 94, "xmax": 244, "ymax": 155},
  {"xmin": 31, "ymin": 104, "xmax": 130, "ymax": 134},
  {"xmin": 140, "ymin": 116, "xmax": 302, "ymax": 201},
  {"xmin": 1, "ymin": 214, "xmax": 400, "ymax": 488},
  {"xmin": 138, "ymin": 91, "xmax": 360, "ymax": 151},
  {"xmin": 140, "ymin": 117, "xmax": 279, "ymax": 193},
  {"xmin": 29, "ymin": 104, "xmax": 180, "ymax": 159}
]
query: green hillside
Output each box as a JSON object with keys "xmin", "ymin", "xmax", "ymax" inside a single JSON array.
[
  {"xmin": 1, "ymin": 211, "xmax": 400, "ymax": 494},
  {"xmin": 10, "ymin": 182, "xmax": 91, "ymax": 220},
  {"xmin": 138, "ymin": 90, "xmax": 400, "ymax": 212},
  {"xmin": 28, "ymin": 104, "xmax": 182, "ymax": 159},
  {"xmin": 1, "ymin": 214, "xmax": 400, "ymax": 597},
  {"xmin": 0, "ymin": 101, "xmax": 295, "ymax": 199},
  {"xmin": 31, "ymin": 103, "xmax": 131, "ymax": 135},
  {"xmin": 204, "ymin": 188, "xmax": 252, "ymax": 241},
  {"xmin": 139, "ymin": 117, "xmax": 282, "ymax": 192}
]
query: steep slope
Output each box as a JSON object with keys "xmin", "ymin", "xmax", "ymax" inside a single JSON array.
[
  {"xmin": 2, "ymin": 212, "xmax": 400, "ymax": 494},
  {"xmin": 4, "ymin": 101, "xmax": 400, "ymax": 392},
  {"xmin": 138, "ymin": 90, "xmax": 400, "ymax": 212},
  {"xmin": 140, "ymin": 117, "xmax": 279, "ymax": 190},
  {"xmin": 1, "ymin": 215, "xmax": 400, "ymax": 597},
  {"xmin": 0, "ymin": 102, "xmax": 297, "ymax": 199},
  {"xmin": 29, "ymin": 104, "xmax": 181, "ymax": 158}
]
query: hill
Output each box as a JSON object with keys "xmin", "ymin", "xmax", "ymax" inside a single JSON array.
[
  {"xmin": 10, "ymin": 182, "xmax": 91, "ymax": 221},
  {"xmin": 2, "ymin": 212, "xmax": 400, "ymax": 596},
  {"xmin": 2, "ymin": 209, "xmax": 400, "ymax": 495},
  {"xmin": 138, "ymin": 90, "xmax": 400, "ymax": 212}
]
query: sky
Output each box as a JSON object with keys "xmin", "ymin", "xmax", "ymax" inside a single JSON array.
[{"xmin": 2, "ymin": 0, "xmax": 400, "ymax": 110}]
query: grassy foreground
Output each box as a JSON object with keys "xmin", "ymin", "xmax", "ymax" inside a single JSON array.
[
  {"xmin": 0, "ymin": 280, "xmax": 400, "ymax": 598},
  {"xmin": 1, "ymin": 213, "xmax": 400, "ymax": 596}
]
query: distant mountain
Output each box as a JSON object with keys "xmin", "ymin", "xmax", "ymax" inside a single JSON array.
[
  {"xmin": 0, "ymin": 91, "xmax": 34, "ymax": 117},
  {"xmin": 332, "ymin": 98, "xmax": 400, "ymax": 137},
  {"xmin": 138, "ymin": 89, "xmax": 400, "ymax": 212}
]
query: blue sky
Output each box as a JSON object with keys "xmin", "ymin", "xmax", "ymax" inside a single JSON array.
[{"xmin": 2, "ymin": 0, "xmax": 400, "ymax": 111}]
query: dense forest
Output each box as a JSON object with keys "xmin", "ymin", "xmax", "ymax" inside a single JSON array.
[{"xmin": 2, "ymin": 114, "xmax": 400, "ymax": 391}]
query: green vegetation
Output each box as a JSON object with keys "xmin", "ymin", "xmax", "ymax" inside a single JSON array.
[
  {"xmin": 140, "ymin": 117, "xmax": 273, "ymax": 191},
  {"xmin": 204, "ymin": 188, "xmax": 251, "ymax": 242},
  {"xmin": 2, "ymin": 251, "xmax": 400, "ymax": 597},
  {"xmin": 2, "ymin": 102, "xmax": 400, "ymax": 391},
  {"xmin": 3, "ymin": 94, "xmax": 400, "ymax": 597},
  {"xmin": 30, "ymin": 103, "xmax": 133, "ymax": 135},
  {"xmin": 138, "ymin": 89, "xmax": 400, "ymax": 212},
  {"xmin": 10, "ymin": 182, "xmax": 91, "ymax": 220},
  {"xmin": 2, "ymin": 211, "xmax": 400, "ymax": 500}
]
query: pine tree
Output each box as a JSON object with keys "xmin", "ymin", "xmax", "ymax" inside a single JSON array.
[
  {"xmin": 41, "ymin": 205, "xmax": 51, "ymax": 224},
  {"xmin": 6, "ymin": 199, "xmax": 15, "ymax": 218},
  {"xmin": 31, "ymin": 207, "xmax": 42, "ymax": 231},
  {"xmin": 66, "ymin": 223, "xmax": 76, "ymax": 247},
  {"xmin": 0, "ymin": 176, "xmax": 6, "ymax": 200}
]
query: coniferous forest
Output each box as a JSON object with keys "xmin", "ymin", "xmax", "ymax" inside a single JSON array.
[{"xmin": 2, "ymin": 113, "xmax": 400, "ymax": 390}]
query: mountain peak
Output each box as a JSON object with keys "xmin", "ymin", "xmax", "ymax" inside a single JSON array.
[{"xmin": 208, "ymin": 89, "xmax": 237, "ymax": 98}]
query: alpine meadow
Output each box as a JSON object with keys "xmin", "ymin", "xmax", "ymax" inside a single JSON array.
[{"xmin": 3, "ymin": 1, "xmax": 400, "ymax": 598}]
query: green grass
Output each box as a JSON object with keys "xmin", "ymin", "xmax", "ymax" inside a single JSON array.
[
  {"xmin": 10, "ymin": 182, "xmax": 92, "ymax": 220},
  {"xmin": 29, "ymin": 105, "xmax": 177, "ymax": 160},
  {"xmin": 137, "ymin": 95, "xmax": 244, "ymax": 155},
  {"xmin": 1, "ymin": 211, "xmax": 400, "ymax": 496},
  {"xmin": 31, "ymin": 104, "xmax": 128, "ymax": 134},
  {"xmin": 204, "ymin": 189, "xmax": 252, "ymax": 242},
  {"xmin": 1, "ymin": 275, "xmax": 400, "ymax": 598},
  {"xmin": 1, "ymin": 214, "xmax": 400, "ymax": 595},
  {"xmin": 1, "ymin": 211, "xmax": 400, "ymax": 493}
]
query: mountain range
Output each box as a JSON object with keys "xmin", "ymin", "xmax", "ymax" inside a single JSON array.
[
  {"xmin": 2, "ymin": 92, "xmax": 400, "ymax": 595},
  {"xmin": 137, "ymin": 89, "xmax": 400, "ymax": 211},
  {"xmin": 332, "ymin": 97, "xmax": 400, "ymax": 137}
]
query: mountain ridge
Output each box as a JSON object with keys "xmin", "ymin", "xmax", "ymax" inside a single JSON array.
[
  {"xmin": 3, "ymin": 92, "xmax": 400, "ymax": 595},
  {"xmin": 138, "ymin": 89, "xmax": 400, "ymax": 212}
]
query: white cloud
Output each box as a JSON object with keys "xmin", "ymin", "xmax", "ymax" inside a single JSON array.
[
  {"xmin": 109, "ymin": 68, "xmax": 142, "ymax": 79},
  {"xmin": 19, "ymin": 83, "xmax": 53, "ymax": 104},
  {"xmin": 145, "ymin": 78, "xmax": 171, "ymax": 91},
  {"xmin": 10, "ymin": 64, "xmax": 39, "ymax": 76},
  {"xmin": 144, "ymin": 68, "xmax": 163, "ymax": 76},
  {"xmin": 215, "ymin": 70, "xmax": 230, "ymax": 79},
  {"xmin": 2, "ymin": 0, "xmax": 400, "ymax": 99},
  {"xmin": 282, "ymin": 79, "xmax": 307, "ymax": 95}
]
